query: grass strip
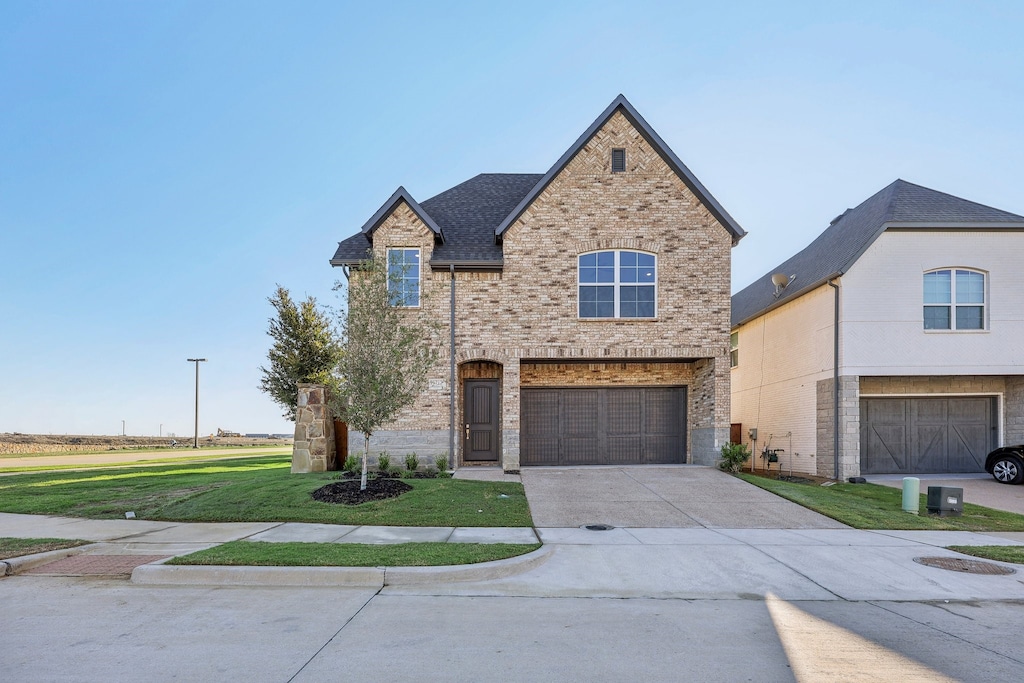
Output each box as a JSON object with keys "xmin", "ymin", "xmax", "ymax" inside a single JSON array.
[
  {"xmin": 736, "ymin": 473, "xmax": 1024, "ymax": 531},
  {"xmin": 0, "ymin": 456, "xmax": 533, "ymax": 527},
  {"xmin": 0, "ymin": 451, "xmax": 288, "ymax": 474},
  {"xmin": 167, "ymin": 541, "xmax": 542, "ymax": 567},
  {"xmin": 947, "ymin": 545, "xmax": 1024, "ymax": 565},
  {"xmin": 0, "ymin": 445, "xmax": 288, "ymax": 459},
  {"xmin": 0, "ymin": 537, "xmax": 90, "ymax": 560}
]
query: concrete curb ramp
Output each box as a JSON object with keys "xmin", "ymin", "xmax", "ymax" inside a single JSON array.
[
  {"xmin": 130, "ymin": 545, "xmax": 554, "ymax": 587},
  {"xmin": 1, "ymin": 543, "xmax": 102, "ymax": 576}
]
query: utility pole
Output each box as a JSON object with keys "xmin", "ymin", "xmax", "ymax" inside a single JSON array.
[{"xmin": 186, "ymin": 358, "xmax": 207, "ymax": 448}]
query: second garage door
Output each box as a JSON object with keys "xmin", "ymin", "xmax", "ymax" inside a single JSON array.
[
  {"xmin": 520, "ymin": 387, "xmax": 686, "ymax": 466},
  {"xmin": 860, "ymin": 396, "xmax": 996, "ymax": 474}
]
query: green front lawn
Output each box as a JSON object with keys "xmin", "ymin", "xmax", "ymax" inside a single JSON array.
[
  {"xmin": 168, "ymin": 541, "xmax": 541, "ymax": 567},
  {"xmin": 947, "ymin": 545, "xmax": 1024, "ymax": 565},
  {"xmin": 0, "ymin": 537, "xmax": 90, "ymax": 560},
  {"xmin": 737, "ymin": 473, "xmax": 1024, "ymax": 531},
  {"xmin": 0, "ymin": 457, "xmax": 533, "ymax": 527}
]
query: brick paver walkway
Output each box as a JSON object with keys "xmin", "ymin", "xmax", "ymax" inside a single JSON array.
[{"xmin": 24, "ymin": 555, "xmax": 170, "ymax": 577}]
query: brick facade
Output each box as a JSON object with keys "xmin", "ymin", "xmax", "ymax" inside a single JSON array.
[{"xmin": 348, "ymin": 109, "xmax": 734, "ymax": 470}]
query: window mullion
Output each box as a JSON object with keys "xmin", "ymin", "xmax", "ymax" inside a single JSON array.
[{"xmin": 613, "ymin": 251, "xmax": 620, "ymax": 318}]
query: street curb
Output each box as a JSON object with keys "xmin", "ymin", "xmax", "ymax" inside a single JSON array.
[
  {"xmin": 1, "ymin": 543, "xmax": 100, "ymax": 576},
  {"xmin": 131, "ymin": 545, "xmax": 553, "ymax": 587}
]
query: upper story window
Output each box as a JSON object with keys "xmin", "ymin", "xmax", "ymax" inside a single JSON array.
[
  {"xmin": 730, "ymin": 332, "xmax": 739, "ymax": 368},
  {"xmin": 387, "ymin": 248, "xmax": 420, "ymax": 307},
  {"xmin": 578, "ymin": 250, "xmax": 656, "ymax": 318},
  {"xmin": 923, "ymin": 268, "xmax": 985, "ymax": 330}
]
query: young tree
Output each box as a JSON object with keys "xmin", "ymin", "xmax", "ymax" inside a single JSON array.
[
  {"xmin": 259, "ymin": 285, "xmax": 343, "ymax": 421},
  {"xmin": 332, "ymin": 253, "xmax": 440, "ymax": 490}
]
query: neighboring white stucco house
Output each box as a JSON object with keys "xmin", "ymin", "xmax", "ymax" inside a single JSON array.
[{"xmin": 730, "ymin": 180, "xmax": 1024, "ymax": 479}]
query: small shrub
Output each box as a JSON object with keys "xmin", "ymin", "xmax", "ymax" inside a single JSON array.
[
  {"xmin": 343, "ymin": 455, "xmax": 360, "ymax": 475},
  {"xmin": 719, "ymin": 442, "xmax": 752, "ymax": 473},
  {"xmin": 404, "ymin": 452, "xmax": 419, "ymax": 472},
  {"xmin": 435, "ymin": 453, "xmax": 449, "ymax": 475},
  {"xmin": 376, "ymin": 452, "xmax": 391, "ymax": 475}
]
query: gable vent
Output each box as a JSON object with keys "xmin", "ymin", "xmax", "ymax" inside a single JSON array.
[{"xmin": 611, "ymin": 148, "xmax": 626, "ymax": 173}]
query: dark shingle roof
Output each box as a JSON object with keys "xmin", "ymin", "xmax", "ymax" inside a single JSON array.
[
  {"xmin": 425, "ymin": 174, "xmax": 543, "ymax": 264},
  {"xmin": 332, "ymin": 95, "xmax": 746, "ymax": 269},
  {"xmin": 330, "ymin": 173, "xmax": 542, "ymax": 267},
  {"xmin": 731, "ymin": 179, "xmax": 1024, "ymax": 327}
]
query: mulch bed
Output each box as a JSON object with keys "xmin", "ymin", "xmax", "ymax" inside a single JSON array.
[{"xmin": 312, "ymin": 478, "xmax": 412, "ymax": 505}]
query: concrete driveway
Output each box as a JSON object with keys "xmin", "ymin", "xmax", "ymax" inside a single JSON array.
[
  {"xmin": 867, "ymin": 473, "xmax": 1024, "ymax": 515},
  {"xmin": 520, "ymin": 465, "xmax": 845, "ymax": 529}
]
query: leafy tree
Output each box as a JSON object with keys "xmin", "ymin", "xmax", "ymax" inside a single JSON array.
[
  {"xmin": 259, "ymin": 285, "xmax": 343, "ymax": 421},
  {"xmin": 332, "ymin": 253, "xmax": 440, "ymax": 490}
]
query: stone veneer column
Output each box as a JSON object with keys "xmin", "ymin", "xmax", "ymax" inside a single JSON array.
[
  {"xmin": 1005, "ymin": 376, "xmax": 1024, "ymax": 446},
  {"xmin": 816, "ymin": 375, "xmax": 860, "ymax": 479},
  {"xmin": 291, "ymin": 383, "xmax": 337, "ymax": 473}
]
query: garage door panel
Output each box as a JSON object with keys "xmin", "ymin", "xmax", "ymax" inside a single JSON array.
[
  {"xmin": 521, "ymin": 387, "xmax": 686, "ymax": 466},
  {"xmin": 864, "ymin": 399, "xmax": 908, "ymax": 424},
  {"xmin": 911, "ymin": 425, "xmax": 946, "ymax": 471},
  {"xmin": 563, "ymin": 437, "xmax": 601, "ymax": 464},
  {"xmin": 865, "ymin": 424, "xmax": 908, "ymax": 472},
  {"xmin": 523, "ymin": 391, "xmax": 559, "ymax": 434},
  {"xmin": 949, "ymin": 424, "xmax": 988, "ymax": 471},
  {"xmin": 607, "ymin": 436, "xmax": 643, "ymax": 464},
  {"xmin": 562, "ymin": 391, "xmax": 598, "ymax": 435},
  {"xmin": 521, "ymin": 437, "xmax": 560, "ymax": 465},
  {"xmin": 606, "ymin": 390, "xmax": 642, "ymax": 435},
  {"xmin": 645, "ymin": 436, "xmax": 681, "ymax": 464},
  {"xmin": 644, "ymin": 390, "xmax": 683, "ymax": 435},
  {"xmin": 862, "ymin": 396, "xmax": 993, "ymax": 474}
]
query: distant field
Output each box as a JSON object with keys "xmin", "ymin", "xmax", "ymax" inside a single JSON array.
[{"xmin": 0, "ymin": 433, "xmax": 291, "ymax": 456}]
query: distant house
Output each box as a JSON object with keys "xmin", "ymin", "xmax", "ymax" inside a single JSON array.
[
  {"xmin": 730, "ymin": 180, "xmax": 1024, "ymax": 478},
  {"xmin": 331, "ymin": 95, "xmax": 744, "ymax": 471}
]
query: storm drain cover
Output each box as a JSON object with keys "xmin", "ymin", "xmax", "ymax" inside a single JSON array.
[
  {"xmin": 913, "ymin": 556, "xmax": 1015, "ymax": 575},
  {"xmin": 582, "ymin": 524, "xmax": 615, "ymax": 531}
]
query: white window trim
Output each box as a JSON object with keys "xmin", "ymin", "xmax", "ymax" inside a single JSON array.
[
  {"xmin": 387, "ymin": 247, "xmax": 421, "ymax": 308},
  {"xmin": 923, "ymin": 267, "xmax": 987, "ymax": 332},
  {"xmin": 730, "ymin": 332, "xmax": 739, "ymax": 368},
  {"xmin": 576, "ymin": 249, "xmax": 658, "ymax": 319}
]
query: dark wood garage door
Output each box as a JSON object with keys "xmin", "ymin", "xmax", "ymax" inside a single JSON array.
[
  {"xmin": 860, "ymin": 397, "xmax": 996, "ymax": 474},
  {"xmin": 520, "ymin": 387, "xmax": 686, "ymax": 466}
]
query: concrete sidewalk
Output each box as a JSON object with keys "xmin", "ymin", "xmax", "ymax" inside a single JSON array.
[{"xmin": 4, "ymin": 512, "xmax": 1024, "ymax": 600}]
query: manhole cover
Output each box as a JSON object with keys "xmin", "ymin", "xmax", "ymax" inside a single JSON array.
[
  {"xmin": 913, "ymin": 556, "xmax": 1015, "ymax": 575},
  {"xmin": 581, "ymin": 524, "xmax": 614, "ymax": 531}
]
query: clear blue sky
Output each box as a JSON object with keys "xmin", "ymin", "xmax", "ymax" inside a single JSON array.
[{"xmin": 2, "ymin": 1, "xmax": 1022, "ymax": 437}]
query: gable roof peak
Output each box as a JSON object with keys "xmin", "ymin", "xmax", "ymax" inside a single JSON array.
[
  {"xmin": 357, "ymin": 186, "xmax": 444, "ymax": 242},
  {"xmin": 493, "ymin": 95, "xmax": 745, "ymax": 243},
  {"xmin": 731, "ymin": 179, "xmax": 1024, "ymax": 327}
]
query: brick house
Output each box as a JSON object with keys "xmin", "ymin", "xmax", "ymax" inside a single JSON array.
[
  {"xmin": 730, "ymin": 180, "xmax": 1024, "ymax": 479},
  {"xmin": 331, "ymin": 95, "xmax": 745, "ymax": 471}
]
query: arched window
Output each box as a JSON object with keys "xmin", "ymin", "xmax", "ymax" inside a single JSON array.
[
  {"xmin": 578, "ymin": 250, "xmax": 656, "ymax": 318},
  {"xmin": 923, "ymin": 268, "xmax": 985, "ymax": 330}
]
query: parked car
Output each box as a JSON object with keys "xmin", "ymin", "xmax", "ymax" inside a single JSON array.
[{"xmin": 985, "ymin": 446, "xmax": 1024, "ymax": 485}]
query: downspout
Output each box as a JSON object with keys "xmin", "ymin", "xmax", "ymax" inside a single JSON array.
[
  {"xmin": 449, "ymin": 264, "xmax": 456, "ymax": 470},
  {"xmin": 827, "ymin": 278, "xmax": 840, "ymax": 481}
]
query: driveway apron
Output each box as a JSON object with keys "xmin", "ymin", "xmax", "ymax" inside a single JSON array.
[{"xmin": 520, "ymin": 465, "xmax": 846, "ymax": 529}]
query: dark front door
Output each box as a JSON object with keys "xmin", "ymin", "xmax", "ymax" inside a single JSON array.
[{"xmin": 464, "ymin": 379, "xmax": 500, "ymax": 463}]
